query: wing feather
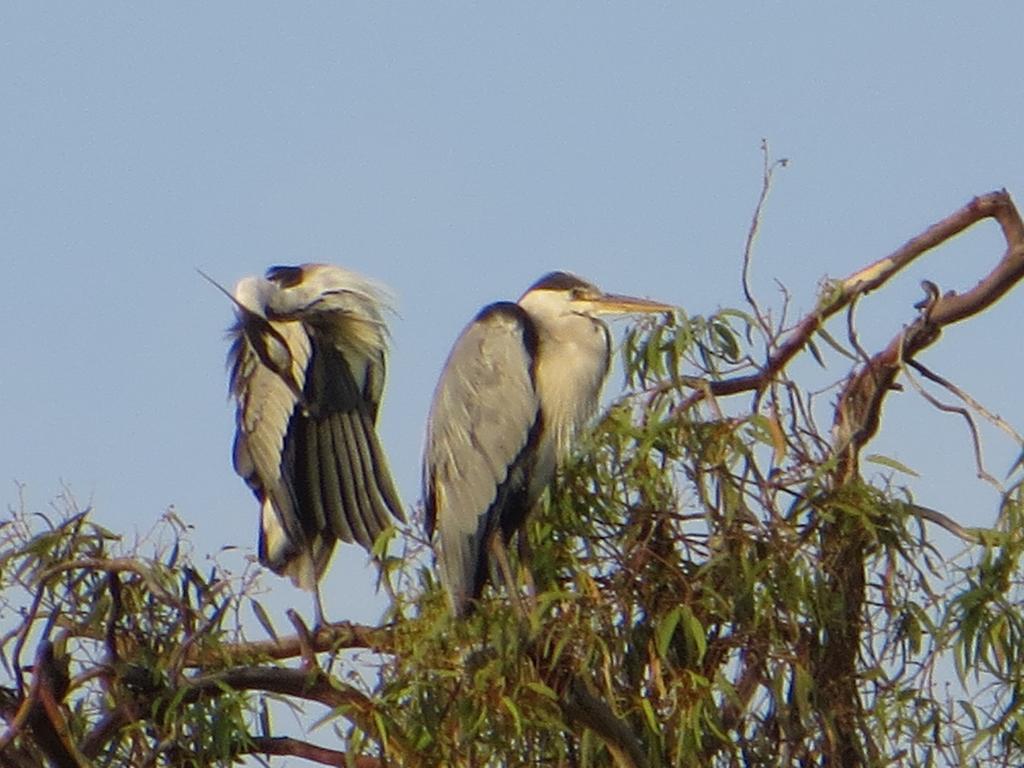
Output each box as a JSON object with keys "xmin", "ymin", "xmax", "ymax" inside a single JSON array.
[
  {"xmin": 301, "ymin": 341, "xmax": 404, "ymax": 553},
  {"xmin": 423, "ymin": 302, "xmax": 541, "ymax": 615},
  {"xmin": 316, "ymin": 417, "xmax": 355, "ymax": 544},
  {"xmin": 362, "ymin": 410, "xmax": 404, "ymax": 533},
  {"xmin": 296, "ymin": 417, "xmax": 327, "ymax": 532},
  {"xmin": 337, "ymin": 414, "xmax": 375, "ymax": 547},
  {"xmin": 343, "ymin": 415, "xmax": 378, "ymax": 544},
  {"xmin": 229, "ymin": 318, "xmax": 312, "ymax": 574},
  {"xmin": 350, "ymin": 412, "xmax": 395, "ymax": 541},
  {"xmin": 329, "ymin": 415, "xmax": 366, "ymax": 540}
]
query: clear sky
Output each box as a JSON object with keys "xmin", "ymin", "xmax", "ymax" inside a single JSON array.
[{"xmin": 3, "ymin": 5, "xmax": 1023, "ymax": 625}]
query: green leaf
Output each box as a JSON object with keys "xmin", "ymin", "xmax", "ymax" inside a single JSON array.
[
  {"xmin": 656, "ymin": 605, "xmax": 684, "ymax": 659},
  {"xmin": 525, "ymin": 681, "xmax": 559, "ymax": 701},
  {"xmin": 251, "ymin": 600, "xmax": 278, "ymax": 642},
  {"xmin": 501, "ymin": 695, "xmax": 523, "ymax": 736},
  {"xmin": 865, "ymin": 453, "xmax": 920, "ymax": 477},
  {"xmin": 640, "ymin": 697, "xmax": 660, "ymax": 734},
  {"xmin": 711, "ymin": 319, "xmax": 741, "ymax": 362},
  {"xmin": 815, "ymin": 326, "xmax": 857, "ymax": 360},
  {"xmin": 807, "ymin": 337, "xmax": 825, "ymax": 368},
  {"xmin": 680, "ymin": 606, "xmax": 707, "ymax": 665},
  {"xmin": 793, "ymin": 664, "xmax": 813, "ymax": 717}
]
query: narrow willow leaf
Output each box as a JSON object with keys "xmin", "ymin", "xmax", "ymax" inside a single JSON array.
[
  {"xmin": 816, "ymin": 326, "xmax": 857, "ymax": 360},
  {"xmin": 640, "ymin": 697, "xmax": 660, "ymax": 734},
  {"xmin": 807, "ymin": 337, "xmax": 826, "ymax": 368},
  {"xmin": 681, "ymin": 606, "xmax": 707, "ymax": 664},
  {"xmin": 525, "ymin": 681, "xmax": 559, "ymax": 701},
  {"xmin": 866, "ymin": 453, "xmax": 920, "ymax": 478},
  {"xmin": 501, "ymin": 695, "xmax": 523, "ymax": 736},
  {"xmin": 251, "ymin": 600, "xmax": 278, "ymax": 642},
  {"xmin": 656, "ymin": 605, "xmax": 684, "ymax": 659},
  {"xmin": 767, "ymin": 414, "xmax": 787, "ymax": 466}
]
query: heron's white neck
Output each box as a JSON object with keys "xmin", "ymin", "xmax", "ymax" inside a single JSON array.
[{"xmin": 518, "ymin": 290, "xmax": 611, "ymax": 494}]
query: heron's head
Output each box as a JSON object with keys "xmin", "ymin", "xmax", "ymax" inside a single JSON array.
[
  {"xmin": 263, "ymin": 264, "xmax": 392, "ymax": 327},
  {"xmin": 518, "ymin": 271, "xmax": 675, "ymax": 321},
  {"xmin": 231, "ymin": 275, "xmax": 276, "ymax": 318}
]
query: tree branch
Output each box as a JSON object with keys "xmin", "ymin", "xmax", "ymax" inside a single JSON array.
[
  {"xmin": 561, "ymin": 676, "xmax": 646, "ymax": 768},
  {"xmin": 247, "ymin": 736, "xmax": 382, "ymax": 767},
  {"xmin": 676, "ymin": 190, "xmax": 1022, "ymax": 401},
  {"xmin": 0, "ymin": 641, "xmax": 84, "ymax": 768},
  {"xmin": 180, "ymin": 666, "xmax": 418, "ymax": 766},
  {"xmin": 184, "ymin": 666, "xmax": 369, "ymax": 709},
  {"xmin": 53, "ymin": 616, "xmax": 393, "ymax": 666},
  {"xmin": 184, "ymin": 620, "xmax": 395, "ymax": 665},
  {"xmin": 815, "ymin": 189, "xmax": 1024, "ymax": 767},
  {"xmin": 528, "ymin": 639, "xmax": 647, "ymax": 768}
]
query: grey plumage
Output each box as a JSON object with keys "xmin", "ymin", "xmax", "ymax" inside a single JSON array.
[
  {"xmin": 227, "ymin": 263, "xmax": 404, "ymax": 591},
  {"xmin": 423, "ymin": 271, "xmax": 673, "ymax": 616}
]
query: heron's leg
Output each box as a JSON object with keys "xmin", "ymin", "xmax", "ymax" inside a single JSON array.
[
  {"xmin": 490, "ymin": 535, "xmax": 527, "ymax": 618},
  {"xmin": 312, "ymin": 583, "xmax": 327, "ymax": 628}
]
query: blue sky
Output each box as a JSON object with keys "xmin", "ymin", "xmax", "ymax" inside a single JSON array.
[{"xmin": 3, "ymin": 5, "xmax": 1023, "ymax": 624}]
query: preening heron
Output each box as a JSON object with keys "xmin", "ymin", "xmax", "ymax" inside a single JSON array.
[
  {"xmin": 423, "ymin": 271, "xmax": 674, "ymax": 617},
  {"xmin": 222, "ymin": 264, "xmax": 404, "ymax": 617}
]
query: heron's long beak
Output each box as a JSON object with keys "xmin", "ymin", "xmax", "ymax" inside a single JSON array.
[
  {"xmin": 200, "ymin": 268, "xmax": 306, "ymax": 403},
  {"xmin": 197, "ymin": 268, "xmax": 268, "ymax": 320},
  {"xmin": 582, "ymin": 292, "xmax": 676, "ymax": 317}
]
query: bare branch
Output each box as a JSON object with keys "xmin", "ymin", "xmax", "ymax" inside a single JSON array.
[
  {"xmin": 0, "ymin": 662, "xmax": 39, "ymax": 753},
  {"xmin": 247, "ymin": 736, "xmax": 382, "ymax": 767},
  {"xmin": 673, "ymin": 190, "xmax": 1023, "ymax": 402},
  {"xmin": 53, "ymin": 616, "xmax": 393, "ymax": 666},
  {"xmin": 811, "ymin": 190, "xmax": 1024, "ymax": 767},
  {"xmin": 902, "ymin": 360, "xmax": 1003, "ymax": 491},
  {"xmin": 80, "ymin": 706, "xmax": 133, "ymax": 759},
  {"xmin": 832, "ymin": 201, "xmax": 1024, "ymax": 478},
  {"xmin": 185, "ymin": 665, "xmax": 368, "ymax": 709},
  {"xmin": 741, "ymin": 140, "xmax": 788, "ymax": 340},
  {"xmin": 908, "ymin": 359, "xmax": 1024, "ymax": 448},
  {"xmin": 186, "ymin": 620, "xmax": 395, "ymax": 665},
  {"xmin": 905, "ymin": 503, "xmax": 983, "ymax": 544},
  {"xmin": 0, "ymin": 641, "xmax": 85, "ymax": 768},
  {"xmin": 561, "ymin": 677, "xmax": 645, "ymax": 768}
]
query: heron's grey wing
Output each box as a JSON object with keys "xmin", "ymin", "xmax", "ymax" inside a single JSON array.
[
  {"xmin": 292, "ymin": 334, "xmax": 405, "ymax": 555},
  {"xmin": 423, "ymin": 302, "xmax": 541, "ymax": 616},
  {"xmin": 229, "ymin": 318, "xmax": 314, "ymax": 582}
]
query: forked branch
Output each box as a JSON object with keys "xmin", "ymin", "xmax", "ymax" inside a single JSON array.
[
  {"xmin": 818, "ymin": 190, "xmax": 1024, "ymax": 768},
  {"xmin": 710, "ymin": 190, "xmax": 1024, "ymax": 400},
  {"xmin": 832, "ymin": 190, "xmax": 1024, "ymax": 476}
]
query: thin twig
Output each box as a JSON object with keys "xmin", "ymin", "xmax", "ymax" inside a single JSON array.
[
  {"xmin": 907, "ymin": 359, "xmax": 1024, "ymax": 448},
  {"xmin": 901, "ymin": 359, "xmax": 1003, "ymax": 491},
  {"xmin": 741, "ymin": 140, "xmax": 788, "ymax": 342},
  {"xmin": 904, "ymin": 504, "xmax": 982, "ymax": 544}
]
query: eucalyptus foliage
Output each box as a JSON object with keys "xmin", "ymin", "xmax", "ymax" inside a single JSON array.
[{"xmin": 4, "ymin": 281, "xmax": 1024, "ymax": 766}]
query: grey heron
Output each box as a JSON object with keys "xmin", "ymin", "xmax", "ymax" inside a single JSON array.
[
  {"xmin": 223, "ymin": 264, "xmax": 404, "ymax": 620},
  {"xmin": 423, "ymin": 271, "xmax": 674, "ymax": 617}
]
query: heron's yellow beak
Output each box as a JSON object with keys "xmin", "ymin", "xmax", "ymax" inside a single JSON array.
[{"xmin": 575, "ymin": 292, "xmax": 676, "ymax": 317}]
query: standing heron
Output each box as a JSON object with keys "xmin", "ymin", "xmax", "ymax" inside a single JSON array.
[
  {"xmin": 423, "ymin": 271, "xmax": 674, "ymax": 617},
  {"xmin": 223, "ymin": 264, "xmax": 404, "ymax": 622}
]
